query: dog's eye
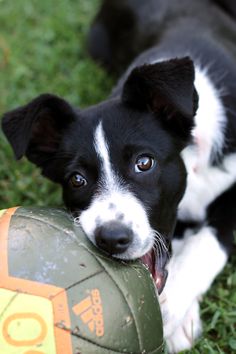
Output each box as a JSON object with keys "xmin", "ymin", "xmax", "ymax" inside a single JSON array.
[
  {"xmin": 69, "ymin": 173, "xmax": 87, "ymax": 188},
  {"xmin": 135, "ymin": 156, "xmax": 155, "ymax": 173}
]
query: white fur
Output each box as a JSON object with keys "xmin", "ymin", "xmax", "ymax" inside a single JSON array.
[
  {"xmin": 178, "ymin": 65, "xmax": 236, "ymax": 221},
  {"xmin": 193, "ymin": 66, "xmax": 226, "ymax": 168},
  {"xmin": 159, "ymin": 226, "xmax": 227, "ymax": 353},
  {"xmin": 179, "ymin": 151, "xmax": 236, "ymax": 221},
  {"xmin": 92, "ymin": 121, "xmax": 119, "ymax": 190},
  {"xmin": 166, "ymin": 300, "xmax": 202, "ymax": 354},
  {"xmin": 79, "ymin": 122, "xmax": 154, "ymax": 259}
]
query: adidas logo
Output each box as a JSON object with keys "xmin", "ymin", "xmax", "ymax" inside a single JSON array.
[{"xmin": 73, "ymin": 288, "xmax": 104, "ymax": 337}]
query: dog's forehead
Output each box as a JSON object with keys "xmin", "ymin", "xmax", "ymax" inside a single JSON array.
[
  {"xmin": 79, "ymin": 99, "xmax": 171, "ymax": 149},
  {"xmin": 80, "ymin": 98, "xmax": 135, "ymax": 127},
  {"xmin": 64, "ymin": 98, "xmax": 174, "ymax": 164}
]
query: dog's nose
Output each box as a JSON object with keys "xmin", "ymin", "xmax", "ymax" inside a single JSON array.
[{"xmin": 95, "ymin": 221, "xmax": 133, "ymax": 255}]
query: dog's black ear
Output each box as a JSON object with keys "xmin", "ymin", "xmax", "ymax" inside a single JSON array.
[
  {"xmin": 122, "ymin": 57, "xmax": 198, "ymax": 141},
  {"xmin": 1, "ymin": 94, "xmax": 76, "ymax": 166}
]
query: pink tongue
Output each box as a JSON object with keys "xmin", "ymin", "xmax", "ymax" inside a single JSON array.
[{"xmin": 141, "ymin": 250, "xmax": 167, "ymax": 294}]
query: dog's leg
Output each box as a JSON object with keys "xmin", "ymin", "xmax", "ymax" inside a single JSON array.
[
  {"xmin": 165, "ymin": 299, "xmax": 202, "ymax": 353},
  {"xmin": 159, "ymin": 226, "xmax": 228, "ymax": 353},
  {"xmin": 159, "ymin": 184, "xmax": 236, "ymax": 353}
]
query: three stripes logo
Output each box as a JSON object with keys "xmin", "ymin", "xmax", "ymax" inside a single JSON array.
[{"xmin": 73, "ymin": 288, "xmax": 104, "ymax": 337}]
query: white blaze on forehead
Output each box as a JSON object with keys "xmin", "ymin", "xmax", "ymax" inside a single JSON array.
[{"xmin": 94, "ymin": 121, "xmax": 118, "ymax": 190}]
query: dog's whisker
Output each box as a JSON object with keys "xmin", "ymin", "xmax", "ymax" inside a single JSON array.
[
  {"xmin": 153, "ymin": 240, "xmax": 163, "ymax": 265},
  {"xmin": 152, "ymin": 229, "xmax": 169, "ymax": 252}
]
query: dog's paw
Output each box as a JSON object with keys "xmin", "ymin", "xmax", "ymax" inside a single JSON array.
[
  {"xmin": 164, "ymin": 300, "xmax": 202, "ymax": 353},
  {"xmin": 159, "ymin": 280, "xmax": 195, "ymax": 338},
  {"xmin": 159, "ymin": 261, "xmax": 202, "ymax": 352}
]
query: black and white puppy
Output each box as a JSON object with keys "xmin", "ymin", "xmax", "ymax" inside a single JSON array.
[{"xmin": 2, "ymin": 0, "xmax": 236, "ymax": 352}]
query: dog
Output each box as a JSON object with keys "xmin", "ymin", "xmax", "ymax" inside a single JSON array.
[{"xmin": 2, "ymin": 0, "xmax": 236, "ymax": 352}]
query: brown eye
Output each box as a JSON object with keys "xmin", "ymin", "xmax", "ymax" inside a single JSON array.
[
  {"xmin": 69, "ymin": 173, "xmax": 87, "ymax": 188},
  {"xmin": 135, "ymin": 156, "xmax": 155, "ymax": 173}
]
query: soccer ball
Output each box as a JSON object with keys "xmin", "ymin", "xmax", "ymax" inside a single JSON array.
[{"xmin": 0, "ymin": 207, "xmax": 163, "ymax": 354}]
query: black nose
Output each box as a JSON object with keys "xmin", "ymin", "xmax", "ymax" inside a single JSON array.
[{"xmin": 95, "ymin": 221, "xmax": 133, "ymax": 255}]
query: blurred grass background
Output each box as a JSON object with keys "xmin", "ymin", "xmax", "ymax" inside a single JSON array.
[
  {"xmin": 0, "ymin": 0, "xmax": 113, "ymax": 207},
  {"xmin": 0, "ymin": 1, "xmax": 235, "ymax": 353}
]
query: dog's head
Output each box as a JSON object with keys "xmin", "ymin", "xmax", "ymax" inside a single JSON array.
[{"xmin": 2, "ymin": 57, "xmax": 198, "ymax": 292}]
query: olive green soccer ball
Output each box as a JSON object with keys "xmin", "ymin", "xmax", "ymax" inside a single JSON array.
[{"xmin": 0, "ymin": 207, "xmax": 163, "ymax": 354}]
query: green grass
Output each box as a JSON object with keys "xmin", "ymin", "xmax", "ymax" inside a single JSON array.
[
  {"xmin": 0, "ymin": 1, "xmax": 235, "ymax": 353},
  {"xmin": 0, "ymin": 0, "xmax": 113, "ymax": 208}
]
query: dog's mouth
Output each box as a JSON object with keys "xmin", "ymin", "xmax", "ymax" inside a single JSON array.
[
  {"xmin": 74, "ymin": 211, "xmax": 168, "ymax": 293},
  {"xmin": 140, "ymin": 249, "xmax": 168, "ymax": 295}
]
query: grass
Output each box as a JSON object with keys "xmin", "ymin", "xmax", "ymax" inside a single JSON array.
[
  {"xmin": 0, "ymin": 0, "xmax": 113, "ymax": 208},
  {"xmin": 0, "ymin": 1, "xmax": 235, "ymax": 353}
]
